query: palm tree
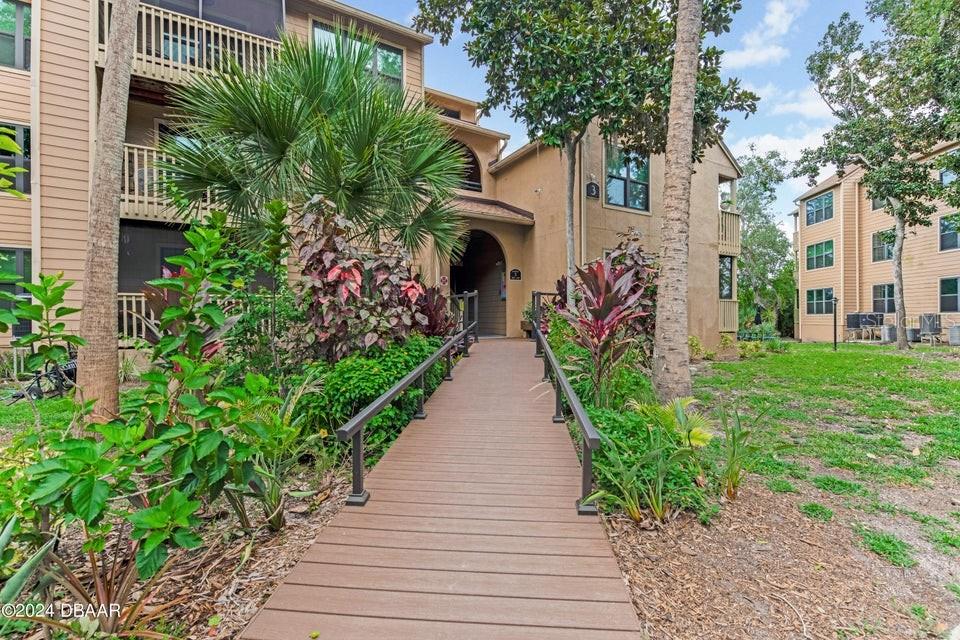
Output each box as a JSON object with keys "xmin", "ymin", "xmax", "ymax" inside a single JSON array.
[
  {"xmin": 652, "ymin": 0, "xmax": 704, "ymax": 401},
  {"xmin": 77, "ymin": 0, "xmax": 140, "ymax": 419},
  {"xmin": 159, "ymin": 31, "xmax": 466, "ymax": 259}
]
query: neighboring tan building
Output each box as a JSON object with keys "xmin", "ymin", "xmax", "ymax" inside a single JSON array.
[
  {"xmin": 792, "ymin": 143, "xmax": 960, "ymax": 342},
  {"xmin": 1, "ymin": 0, "xmax": 742, "ymax": 350}
]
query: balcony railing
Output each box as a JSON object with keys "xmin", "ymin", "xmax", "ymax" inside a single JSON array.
[
  {"xmin": 719, "ymin": 208, "xmax": 741, "ymax": 256},
  {"xmin": 719, "ymin": 299, "xmax": 739, "ymax": 333},
  {"xmin": 118, "ymin": 292, "xmax": 269, "ymax": 344},
  {"xmin": 97, "ymin": 1, "xmax": 279, "ymax": 84},
  {"xmin": 121, "ymin": 143, "xmax": 177, "ymax": 221}
]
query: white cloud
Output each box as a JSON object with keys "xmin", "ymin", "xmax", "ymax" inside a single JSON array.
[
  {"xmin": 729, "ymin": 127, "xmax": 829, "ymax": 163},
  {"xmin": 769, "ymin": 85, "xmax": 835, "ymax": 121},
  {"xmin": 724, "ymin": 0, "xmax": 809, "ymax": 69}
]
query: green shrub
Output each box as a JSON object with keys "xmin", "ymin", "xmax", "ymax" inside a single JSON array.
[
  {"xmin": 765, "ymin": 337, "xmax": 789, "ymax": 354},
  {"xmin": 688, "ymin": 335, "xmax": 705, "ymax": 360},
  {"xmin": 799, "ymin": 502, "xmax": 834, "ymax": 521},
  {"xmin": 296, "ymin": 334, "xmax": 445, "ymax": 462},
  {"xmin": 737, "ymin": 340, "xmax": 765, "ymax": 359}
]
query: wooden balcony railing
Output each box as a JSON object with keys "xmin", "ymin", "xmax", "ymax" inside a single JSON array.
[
  {"xmin": 121, "ymin": 143, "xmax": 178, "ymax": 221},
  {"xmin": 719, "ymin": 299, "xmax": 739, "ymax": 333},
  {"xmin": 719, "ymin": 208, "xmax": 741, "ymax": 256},
  {"xmin": 97, "ymin": 1, "xmax": 279, "ymax": 85},
  {"xmin": 118, "ymin": 292, "xmax": 271, "ymax": 344}
]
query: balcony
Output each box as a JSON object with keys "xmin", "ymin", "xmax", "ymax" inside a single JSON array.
[
  {"xmin": 120, "ymin": 143, "xmax": 182, "ymax": 222},
  {"xmin": 719, "ymin": 208, "xmax": 741, "ymax": 256},
  {"xmin": 97, "ymin": 1, "xmax": 279, "ymax": 85},
  {"xmin": 719, "ymin": 299, "xmax": 738, "ymax": 333}
]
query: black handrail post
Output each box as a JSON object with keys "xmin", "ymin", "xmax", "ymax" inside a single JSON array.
[
  {"xmin": 552, "ymin": 379, "xmax": 565, "ymax": 424},
  {"xmin": 443, "ymin": 348, "xmax": 453, "ymax": 381},
  {"xmin": 346, "ymin": 430, "xmax": 369, "ymax": 506},
  {"xmin": 541, "ymin": 334, "xmax": 550, "ymax": 382},
  {"xmin": 472, "ymin": 291, "xmax": 480, "ymax": 343},
  {"xmin": 534, "ymin": 291, "xmax": 543, "ymax": 358},
  {"xmin": 577, "ymin": 444, "xmax": 598, "ymax": 515},
  {"xmin": 414, "ymin": 373, "xmax": 427, "ymax": 419}
]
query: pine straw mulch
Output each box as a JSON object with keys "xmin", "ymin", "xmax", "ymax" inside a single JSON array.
[
  {"xmin": 140, "ymin": 472, "xmax": 348, "ymax": 639},
  {"xmin": 604, "ymin": 481, "xmax": 959, "ymax": 640}
]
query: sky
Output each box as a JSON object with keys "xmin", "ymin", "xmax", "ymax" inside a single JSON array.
[{"xmin": 348, "ymin": 1, "xmax": 883, "ymax": 228}]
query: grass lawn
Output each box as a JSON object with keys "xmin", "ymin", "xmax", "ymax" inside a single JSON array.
[
  {"xmin": 0, "ymin": 391, "xmax": 75, "ymax": 444},
  {"xmin": 692, "ymin": 342, "xmax": 960, "ymax": 636}
]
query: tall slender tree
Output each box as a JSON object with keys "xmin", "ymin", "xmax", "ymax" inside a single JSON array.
[
  {"xmin": 795, "ymin": 13, "xmax": 947, "ymax": 350},
  {"xmin": 414, "ymin": 1, "xmax": 755, "ymax": 307},
  {"xmin": 651, "ymin": 0, "xmax": 705, "ymax": 400},
  {"xmin": 77, "ymin": 0, "xmax": 140, "ymax": 418}
]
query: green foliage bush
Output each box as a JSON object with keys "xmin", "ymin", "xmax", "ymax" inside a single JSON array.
[{"xmin": 296, "ymin": 334, "xmax": 445, "ymax": 462}]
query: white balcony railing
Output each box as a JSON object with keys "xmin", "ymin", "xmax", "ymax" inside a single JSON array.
[
  {"xmin": 97, "ymin": 1, "xmax": 280, "ymax": 85},
  {"xmin": 121, "ymin": 143, "xmax": 177, "ymax": 221},
  {"xmin": 118, "ymin": 293, "xmax": 270, "ymax": 343},
  {"xmin": 719, "ymin": 208, "xmax": 741, "ymax": 256}
]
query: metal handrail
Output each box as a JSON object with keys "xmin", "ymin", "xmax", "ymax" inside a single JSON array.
[
  {"xmin": 531, "ymin": 291, "xmax": 601, "ymax": 516},
  {"xmin": 450, "ymin": 290, "xmax": 480, "ymax": 343},
  {"xmin": 336, "ymin": 321, "xmax": 478, "ymax": 506}
]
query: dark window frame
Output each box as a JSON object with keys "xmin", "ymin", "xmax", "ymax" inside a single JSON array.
[
  {"xmin": 872, "ymin": 229, "xmax": 894, "ymax": 262},
  {"xmin": 805, "ymin": 239, "xmax": 834, "ymax": 270},
  {"xmin": 940, "ymin": 215, "xmax": 959, "ymax": 252},
  {"xmin": 805, "ymin": 192, "xmax": 834, "ymax": 226},
  {"xmin": 0, "ymin": 246, "xmax": 31, "ymax": 337},
  {"xmin": 941, "ymin": 277, "xmax": 959, "ymax": 313},
  {"xmin": 450, "ymin": 141, "xmax": 482, "ymax": 192},
  {"xmin": 312, "ymin": 21, "xmax": 404, "ymax": 88},
  {"xmin": 0, "ymin": 0, "xmax": 30, "ymax": 71},
  {"xmin": 872, "ymin": 283, "xmax": 895, "ymax": 313},
  {"xmin": 604, "ymin": 142, "xmax": 650, "ymax": 212},
  {"xmin": 719, "ymin": 255, "xmax": 734, "ymax": 300},
  {"xmin": 0, "ymin": 122, "xmax": 29, "ymax": 194},
  {"xmin": 806, "ymin": 287, "xmax": 835, "ymax": 315}
]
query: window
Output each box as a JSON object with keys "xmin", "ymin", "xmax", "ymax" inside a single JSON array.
[
  {"xmin": 605, "ymin": 143, "xmax": 649, "ymax": 211},
  {"xmin": 805, "ymin": 240, "xmax": 834, "ymax": 270},
  {"xmin": 941, "ymin": 277, "xmax": 959, "ymax": 313},
  {"xmin": 942, "ymin": 168, "xmax": 957, "ymax": 186},
  {"xmin": 0, "ymin": 0, "xmax": 30, "ymax": 71},
  {"xmin": 872, "ymin": 229, "xmax": 894, "ymax": 262},
  {"xmin": 313, "ymin": 22, "xmax": 403, "ymax": 88},
  {"xmin": 806, "ymin": 288, "xmax": 835, "ymax": 315},
  {"xmin": 871, "ymin": 197, "xmax": 885, "ymax": 211},
  {"xmin": 940, "ymin": 215, "xmax": 960, "ymax": 252},
  {"xmin": 718, "ymin": 179, "xmax": 734, "ymax": 210},
  {"xmin": 805, "ymin": 192, "xmax": 834, "ymax": 225},
  {"xmin": 872, "ymin": 283, "xmax": 895, "ymax": 313},
  {"xmin": 440, "ymin": 107, "xmax": 461, "ymax": 120},
  {"xmin": 719, "ymin": 255, "xmax": 734, "ymax": 300},
  {"xmin": 0, "ymin": 247, "xmax": 31, "ymax": 337},
  {"xmin": 0, "ymin": 123, "xmax": 29, "ymax": 194}
]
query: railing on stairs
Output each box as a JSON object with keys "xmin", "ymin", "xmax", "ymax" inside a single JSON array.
[{"xmin": 531, "ymin": 291, "xmax": 601, "ymax": 516}]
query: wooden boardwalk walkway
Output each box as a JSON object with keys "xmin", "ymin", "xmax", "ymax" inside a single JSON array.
[{"xmin": 242, "ymin": 339, "xmax": 640, "ymax": 639}]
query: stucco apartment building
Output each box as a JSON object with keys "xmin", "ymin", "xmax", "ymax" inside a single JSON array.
[
  {"xmin": 792, "ymin": 142, "xmax": 960, "ymax": 342},
  {"xmin": 1, "ymin": 0, "xmax": 743, "ymax": 348}
]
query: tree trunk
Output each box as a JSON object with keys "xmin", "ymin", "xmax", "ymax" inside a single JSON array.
[
  {"xmin": 892, "ymin": 210, "xmax": 909, "ymax": 350},
  {"xmin": 564, "ymin": 136, "xmax": 578, "ymax": 303},
  {"xmin": 77, "ymin": 0, "xmax": 140, "ymax": 419},
  {"xmin": 653, "ymin": 0, "xmax": 703, "ymax": 401}
]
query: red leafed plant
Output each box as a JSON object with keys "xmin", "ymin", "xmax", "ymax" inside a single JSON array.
[
  {"xmin": 416, "ymin": 286, "xmax": 456, "ymax": 337},
  {"xmin": 561, "ymin": 256, "xmax": 648, "ymax": 406},
  {"xmin": 297, "ymin": 210, "xmax": 428, "ymax": 361}
]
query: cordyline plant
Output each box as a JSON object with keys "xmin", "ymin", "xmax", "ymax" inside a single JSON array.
[
  {"xmin": 416, "ymin": 286, "xmax": 456, "ymax": 338},
  {"xmin": 561, "ymin": 257, "xmax": 647, "ymax": 407},
  {"xmin": 297, "ymin": 205, "xmax": 429, "ymax": 362}
]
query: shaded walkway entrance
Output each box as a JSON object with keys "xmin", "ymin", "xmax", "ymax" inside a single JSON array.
[
  {"xmin": 241, "ymin": 340, "xmax": 640, "ymax": 639},
  {"xmin": 451, "ymin": 229, "xmax": 506, "ymax": 336}
]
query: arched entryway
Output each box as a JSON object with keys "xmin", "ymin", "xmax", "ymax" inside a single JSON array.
[{"xmin": 450, "ymin": 229, "xmax": 506, "ymax": 336}]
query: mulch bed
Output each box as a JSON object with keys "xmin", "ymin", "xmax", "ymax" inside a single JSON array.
[{"xmin": 605, "ymin": 481, "xmax": 958, "ymax": 640}]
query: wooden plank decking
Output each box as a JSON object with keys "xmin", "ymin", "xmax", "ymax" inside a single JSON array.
[{"xmin": 242, "ymin": 339, "xmax": 640, "ymax": 639}]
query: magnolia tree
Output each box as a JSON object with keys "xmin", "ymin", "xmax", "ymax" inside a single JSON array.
[
  {"xmin": 415, "ymin": 0, "xmax": 756, "ymax": 399},
  {"xmin": 795, "ymin": 10, "xmax": 950, "ymax": 349}
]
